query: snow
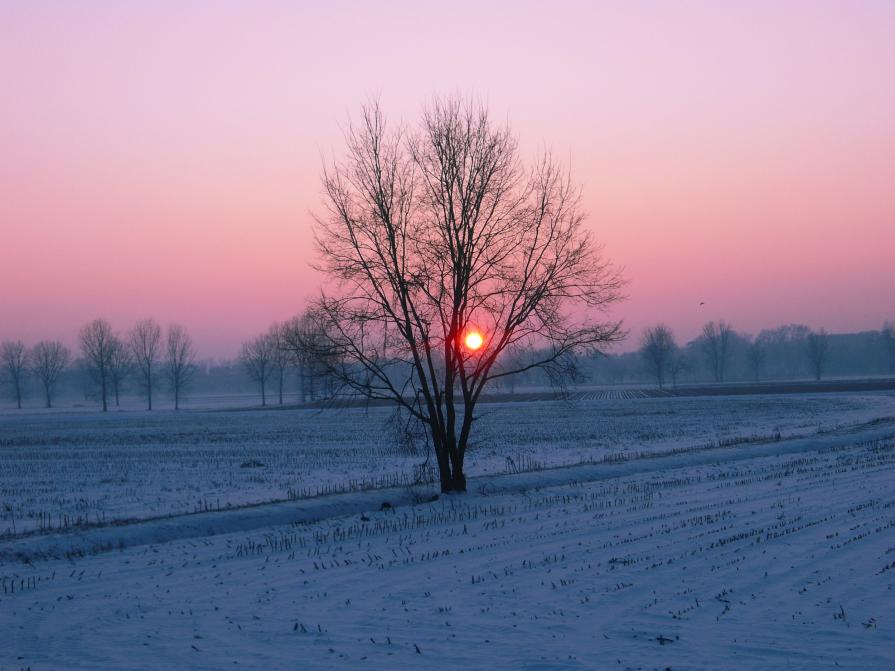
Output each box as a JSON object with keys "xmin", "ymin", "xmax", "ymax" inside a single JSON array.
[
  {"xmin": 2, "ymin": 392, "xmax": 893, "ymax": 536},
  {"xmin": 3, "ymin": 416, "xmax": 895, "ymax": 564},
  {"xmin": 0, "ymin": 394, "xmax": 895, "ymax": 671},
  {"xmin": 3, "ymin": 399, "xmax": 895, "ymax": 669}
]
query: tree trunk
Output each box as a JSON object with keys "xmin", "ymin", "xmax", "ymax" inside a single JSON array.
[
  {"xmin": 434, "ymin": 438, "xmax": 452, "ymax": 492},
  {"xmin": 438, "ymin": 457, "xmax": 466, "ymax": 492},
  {"xmin": 446, "ymin": 451, "xmax": 466, "ymax": 492},
  {"xmin": 444, "ymin": 440, "xmax": 467, "ymax": 492},
  {"xmin": 430, "ymin": 417, "xmax": 468, "ymax": 493}
]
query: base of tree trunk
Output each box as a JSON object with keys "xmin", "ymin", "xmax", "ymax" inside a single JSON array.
[{"xmin": 440, "ymin": 473, "xmax": 467, "ymax": 493}]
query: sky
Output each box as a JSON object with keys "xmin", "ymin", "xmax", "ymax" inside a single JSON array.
[{"xmin": 2, "ymin": 1, "xmax": 894, "ymax": 358}]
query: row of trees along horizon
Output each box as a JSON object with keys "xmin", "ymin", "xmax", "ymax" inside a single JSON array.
[
  {"xmin": 2, "ymin": 317, "xmax": 894, "ymax": 411},
  {"xmin": 0, "ymin": 316, "xmax": 330, "ymax": 411},
  {"xmin": 636, "ymin": 321, "xmax": 895, "ymax": 389}
]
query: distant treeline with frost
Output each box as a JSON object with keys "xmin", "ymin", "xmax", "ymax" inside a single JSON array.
[
  {"xmin": 2, "ymin": 320, "xmax": 894, "ymax": 410},
  {"xmin": 592, "ymin": 323, "xmax": 895, "ymax": 387}
]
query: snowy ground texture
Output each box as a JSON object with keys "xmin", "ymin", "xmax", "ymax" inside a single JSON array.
[
  {"xmin": 2, "ymin": 392, "xmax": 894, "ymax": 536},
  {"xmin": 2, "ymin": 395, "xmax": 895, "ymax": 670}
]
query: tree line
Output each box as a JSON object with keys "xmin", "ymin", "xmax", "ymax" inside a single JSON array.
[
  {"xmin": 4, "ymin": 318, "xmax": 894, "ymax": 409},
  {"xmin": 237, "ymin": 314, "xmax": 337, "ymax": 407},
  {"xmin": 0, "ymin": 312, "xmax": 343, "ymax": 410},
  {"xmin": 1, "ymin": 318, "xmax": 195, "ymax": 411},
  {"xmin": 637, "ymin": 320, "xmax": 895, "ymax": 388}
]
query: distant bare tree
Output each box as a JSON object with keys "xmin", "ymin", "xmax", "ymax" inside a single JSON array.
[
  {"xmin": 282, "ymin": 315, "xmax": 310, "ymax": 401},
  {"xmin": 79, "ymin": 319, "xmax": 116, "ymax": 411},
  {"xmin": 240, "ymin": 332, "xmax": 275, "ymax": 406},
  {"xmin": 31, "ymin": 340, "xmax": 70, "ymax": 408},
  {"xmin": 669, "ymin": 350, "xmax": 690, "ymax": 388},
  {"xmin": 882, "ymin": 322, "xmax": 895, "ymax": 373},
  {"xmin": 308, "ymin": 97, "xmax": 625, "ymax": 492},
  {"xmin": 746, "ymin": 337, "xmax": 767, "ymax": 383},
  {"xmin": 806, "ymin": 328, "xmax": 829, "ymax": 381},
  {"xmin": 639, "ymin": 325, "xmax": 676, "ymax": 388},
  {"xmin": 701, "ymin": 320, "xmax": 733, "ymax": 383},
  {"xmin": 165, "ymin": 324, "xmax": 196, "ymax": 410},
  {"xmin": 108, "ymin": 336, "xmax": 131, "ymax": 407},
  {"xmin": 763, "ymin": 324, "xmax": 810, "ymax": 379},
  {"xmin": 129, "ymin": 318, "xmax": 162, "ymax": 410},
  {"xmin": 268, "ymin": 322, "xmax": 291, "ymax": 405},
  {"xmin": 282, "ymin": 311, "xmax": 338, "ymax": 402},
  {"xmin": 1, "ymin": 340, "xmax": 29, "ymax": 409},
  {"xmin": 491, "ymin": 345, "xmax": 532, "ymax": 394}
]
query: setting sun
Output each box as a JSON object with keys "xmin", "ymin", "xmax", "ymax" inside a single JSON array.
[{"xmin": 464, "ymin": 330, "xmax": 484, "ymax": 351}]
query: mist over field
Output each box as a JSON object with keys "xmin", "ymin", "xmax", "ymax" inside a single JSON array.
[{"xmin": 3, "ymin": 2, "xmax": 895, "ymax": 670}]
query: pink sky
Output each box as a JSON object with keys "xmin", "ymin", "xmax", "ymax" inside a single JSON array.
[{"xmin": 2, "ymin": 1, "xmax": 894, "ymax": 357}]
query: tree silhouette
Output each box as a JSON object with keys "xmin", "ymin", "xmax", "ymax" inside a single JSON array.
[
  {"xmin": 129, "ymin": 318, "xmax": 163, "ymax": 410},
  {"xmin": 165, "ymin": 324, "xmax": 196, "ymax": 410},
  {"xmin": 639, "ymin": 325, "xmax": 677, "ymax": 388},
  {"xmin": 701, "ymin": 320, "xmax": 733, "ymax": 383},
  {"xmin": 31, "ymin": 340, "xmax": 70, "ymax": 408},
  {"xmin": 806, "ymin": 328, "xmax": 829, "ymax": 381},
  {"xmin": 79, "ymin": 319, "xmax": 116, "ymax": 412},
  {"xmin": 307, "ymin": 97, "xmax": 624, "ymax": 492},
  {"xmin": 240, "ymin": 331, "xmax": 275, "ymax": 406},
  {"xmin": 1, "ymin": 340, "xmax": 29, "ymax": 409}
]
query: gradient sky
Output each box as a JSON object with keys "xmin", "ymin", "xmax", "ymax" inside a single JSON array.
[{"xmin": 2, "ymin": 1, "xmax": 894, "ymax": 358}]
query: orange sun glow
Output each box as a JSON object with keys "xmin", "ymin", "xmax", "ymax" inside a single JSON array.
[{"xmin": 464, "ymin": 330, "xmax": 484, "ymax": 351}]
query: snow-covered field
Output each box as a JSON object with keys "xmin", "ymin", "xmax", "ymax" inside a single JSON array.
[
  {"xmin": 3, "ymin": 410, "xmax": 894, "ymax": 670},
  {"xmin": 2, "ymin": 393, "xmax": 894, "ymax": 537}
]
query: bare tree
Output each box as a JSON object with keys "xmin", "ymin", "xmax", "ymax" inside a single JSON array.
[
  {"xmin": 268, "ymin": 322, "xmax": 291, "ymax": 405},
  {"xmin": 669, "ymin": 350, "xmax": 690, "ymax": 388},
  {"xmin": 165, "ymin": 324, "xmax": 196, "ymax": 410},
  {"xmin": 108, "ymin": 336, "xmax": 131, "ymax": 407},
  {"xmin": 129, "ymin": 318, "xmax": 162, "ymax": 410},
  {"xmin": 282, "ymin": 315, "xmax": 312, "ymax": 402},
  {"xmin": 701, "ymin": 320, "xmax": 733, "ymax": 383},
  {"xmin": 79, "ymin": 319, "xmax": 116, "ymax": 411},
  {"xmin": 806, "ymin": 328, "xmax": 829, "ymax": 381},
  {"xmin": 239, "ymin": 332, "xmax": 275, "ymax": 406},
  {"xmin": 763, "ymin": 324, "xmax": 810, "ymax": 379},
  {"xmin": 490, "ymin": 345, "xmax": 532, "ymax": 394},
  {"xmin": 31, "ymin": 340, "xmax": 70, "ymax": 408},
  {"xmin": 282, "ymin": 310, "xmax": 338, "ymax": 402},
  {"xmin": 307, "ymin": 97, "xmax": 625, "ymax": 492},
  {"xmin": 1, "ymin": 340, "xmax": 29, "ymax": 409},
  {"xmin": 746, "ymin": 337, "xmax": 767, "ymax": 383},
  {"xmin": 639, "ymin": 325, "xmax": 676, "ymax": 388}
]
